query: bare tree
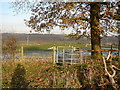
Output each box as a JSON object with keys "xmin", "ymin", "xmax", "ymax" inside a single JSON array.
[{"xmin": 2, "ymin": 36, "xmax": 18, "ymax": 61}]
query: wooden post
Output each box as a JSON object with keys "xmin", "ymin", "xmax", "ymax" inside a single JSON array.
[
  {"xmin": 80, "ymin": 51, "xmax": 83, "ymax": 64},
  {"xmin": 56, "ymin": 47, "xmax": 58, "ymax": 63},
  {"xmin": 71, "ymin": 47, "xmax": 73, "ymax": 65},
  {"xmin": 71, "ymin": 53, "xmax": 73, "ymax": 65},
  {"xmin": 111, "ymin": 45, "xmax": 113, "ymax": 51},
  {"xmin": 53, "ymin": 47, "xmax": 56, "ymax": 64},
  {"xmin": 21, "ymin": 46, "xmax": 24, "ymax": 61},
  {"xmin": 63, "ymin": 48, "xmax": 65, "ymax": 65}
]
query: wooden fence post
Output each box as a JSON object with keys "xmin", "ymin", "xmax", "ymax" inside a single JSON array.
[
  {"xmin": 71, "ymin": 47, "xmax": 74, "ymax": 65},
  {"xmin": 80, "ymin": 51, "xmax": 83, "ymax": 64},
  {"xmin": 56, "ymin": 47, "xmax": 58, "ymax": 63},
  {"xmin": 63, "ymin": 48, "xmax": 65, "ymax": 65},
  {"xmin": 53, "ymin": 46, "xmax": 56, "ymax": 64}
]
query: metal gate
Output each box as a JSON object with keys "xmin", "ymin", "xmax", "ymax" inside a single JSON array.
[{"xmin": 53, "ymin": 46, "xmax": 82, "ymax": 65}]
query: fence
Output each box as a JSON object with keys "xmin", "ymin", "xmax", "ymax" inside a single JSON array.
[
  {"xmin": 52, "ymin": 46, "xmax": 82, "ymax": 65},
  {"xmin": 17, "ymin": 46, "xmax": 53, "ymax": 61},
  {"xmin": 19, "ymin": 46, "xmax": 82, "ymax": 64},
  {"xmin": 7, "ymin": 46, "xmax": 119, "ymax": 64},
  {"xmin": 22, "ymin": 54, "xmax": 53, "ymax": 61},
  {"xmin": 52, "ymin": 46, "xmax": 120, "ymax": 65}
]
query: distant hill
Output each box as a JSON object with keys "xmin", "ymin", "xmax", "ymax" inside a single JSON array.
[
  {"xmin": 2, "ymin": 33, "xmax": 67, "ymax": 42},
  {"xmin": 2, "ymin": 33, "xmax": 118, "ymax": 46}
]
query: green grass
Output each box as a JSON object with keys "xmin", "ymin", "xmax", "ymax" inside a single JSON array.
[
  {"xmin": 2, "ymin": 60, "xmax": 81, "ymax": 88},
  {"xmin": 101, "ymin": 45, "xmax": 118, "ymax": 49},
  {"xmin": 20, "ymin": 41, "xmax": 118, "ymax": 52},
  {"xmin": 2, "ymin": 58, "xmax": 120, "ymax": 88},
  {"xmin": 23, "ymin": 43, "xmax": 90, "ymax": 51}
]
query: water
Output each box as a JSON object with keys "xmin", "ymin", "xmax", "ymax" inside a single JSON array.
[
  {"xmin": 24, "ymin": 50, "xmax": 52, "ymax": 55},
  {"xmin": 24, "ymin": 48, "xmax": 118, "ymax": 56},
  {"xmin": 2, "ymin": 48, "xmax": 118, "ymax": 60},
  {"xmin": 82, "ymin": 48, "xmax": 118, "ymax": 56}
]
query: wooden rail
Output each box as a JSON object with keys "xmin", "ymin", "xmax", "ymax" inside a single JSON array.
[
  {"xmin": 76, "ymin": 49, "xmax": 120, "ymax": 52},
  {"xmin": 22, "ymin": 54, "xmax": 53, "ymax": 60}
]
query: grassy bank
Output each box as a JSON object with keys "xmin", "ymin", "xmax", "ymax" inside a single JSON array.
[
  {"xmin": 22, "ymin": 42, "xmax": 118, "ymax": 52},
  {"xmin": 2, "ymin": 59, "xmax": 120, "ymax": 89},
  {"xmin": 2, "ymin": 60, "xmax": 81, "ymax": 88},
  {"xmin": 23, "ymin": 43, "xmax": 91, "ymax": 51}
]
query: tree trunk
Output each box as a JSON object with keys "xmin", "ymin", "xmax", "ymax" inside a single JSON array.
[
  {"xmin": 117, "ymin": 4, "xmax": 120, "ymax": 61},
  {"xmin": 90, "ymin": 3, "xmax": 102, "ymax": 59}
]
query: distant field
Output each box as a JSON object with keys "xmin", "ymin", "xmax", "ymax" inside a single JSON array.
[
  {"xmin": 2, "ymin": 33, "xmax": 118, "ymax": 52},
  {"xmin": 22, "ymin": 42, "xmax": 117, "ymax": 52},
  {"xmin": 23, "ymin": 43, "xmax": 91, "ymax": 51},
  {"xmin": 2, "ymin": 33, "xmax": 118, "ymax": 47}
]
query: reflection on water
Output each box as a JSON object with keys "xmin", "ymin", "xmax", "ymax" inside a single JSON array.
[
  {"xmin": 82, "ymin": 48, "xmax": 118, "ymax": 56},
  {"xmin": 24, "ymin": 50, "xmax": 52, "ymax": 55},
  {"xmin": 82, "ymin": 51, "xmax": 118, "ymax": 56},
  {"xmin": 24, "ymin": 48, "xmax": 118, "ymax": 56}
]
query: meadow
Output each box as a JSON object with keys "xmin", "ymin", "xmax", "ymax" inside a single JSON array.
[
  {"xmin": 20, "ymin": 41, "xmax": 117, "ymax": 52},
  {"xmin": 2, "ymin": 60, "xmax": 82, "ymax": 88},
  {"xmin": 23, "ymin": 42, "xmax": 91, "ymax": 51},
  {"xmin": 2, "ymin": 57, "xmax": 120, "ymax": 89}
]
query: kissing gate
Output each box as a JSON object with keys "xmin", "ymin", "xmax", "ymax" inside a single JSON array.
[{"xmin": 52, "ymin": 46, "xmax": 83, "ymax": 65}]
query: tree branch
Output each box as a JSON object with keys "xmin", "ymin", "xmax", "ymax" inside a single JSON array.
[
  {"xmin": 103, "ymin": 57, "xmax": 111, "ymax": 77},
  {"xmin": 102, "ymin": 52, "xmax": 118, "ymax": 89},
  {"xmin": 70, "ymin": 17, "xmax": 90, "ymax": 22},
  {"xmin": 112, "ymin": 65, "xmax": 120, "ymax": 71},
  {"xmin": 110, "ymin": 66, "xmax": 116, "ymax": 78}
]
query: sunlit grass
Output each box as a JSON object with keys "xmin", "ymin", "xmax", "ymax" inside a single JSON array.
[
  {"xmin": 2, "ymin": 60, "xmax": 80, "ymax": 88},
  {"xmin": 23, "ymin": 43, "xmax": 91, "ymax": 51},
  {"xmin": 2, "ymin": 58, "xmax": 120, "ymax": 88}
]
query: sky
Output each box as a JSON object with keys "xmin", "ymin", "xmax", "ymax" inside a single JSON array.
[
  {"xmin": 0, "ymin": 2, "xmax": 31, "ymax": 33},
  {"xmin": 0, "ymin": 1, "xmax": 69, "ymax": 34},
  {"xmin": 0, "ymin": 0, "xmax": 117, "ymax": 34}
]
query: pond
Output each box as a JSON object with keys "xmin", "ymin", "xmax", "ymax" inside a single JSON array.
[
  {"xmin": 24, "ymin": 47, "xmax": 118, "ymax": 56},
  {"xmin": 2, "ymin": 47, "xmax": 118, "ymax": 60},
  {"xmin": 82, "ymin": 48, "xmax": 118, "ymax": 56},
  {"xmin": 24, "ymin": 50, "xmax": 52, "ymax": 55}
]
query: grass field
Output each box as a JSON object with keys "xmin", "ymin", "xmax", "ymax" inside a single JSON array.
[
  {"xmin": 2, "ymin": 60, "xmax": 81, "ymax": 88},
  {"xmin": 21, "ymin": 42, "xmax": 118, "ymax": 52},
  {"xmin": 22, "ymin": 42, "xmax": 91, "ymax": 51},
  {"xmin": 2, "ymin": 58, "xmax": 120, "ymax": 88}
]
